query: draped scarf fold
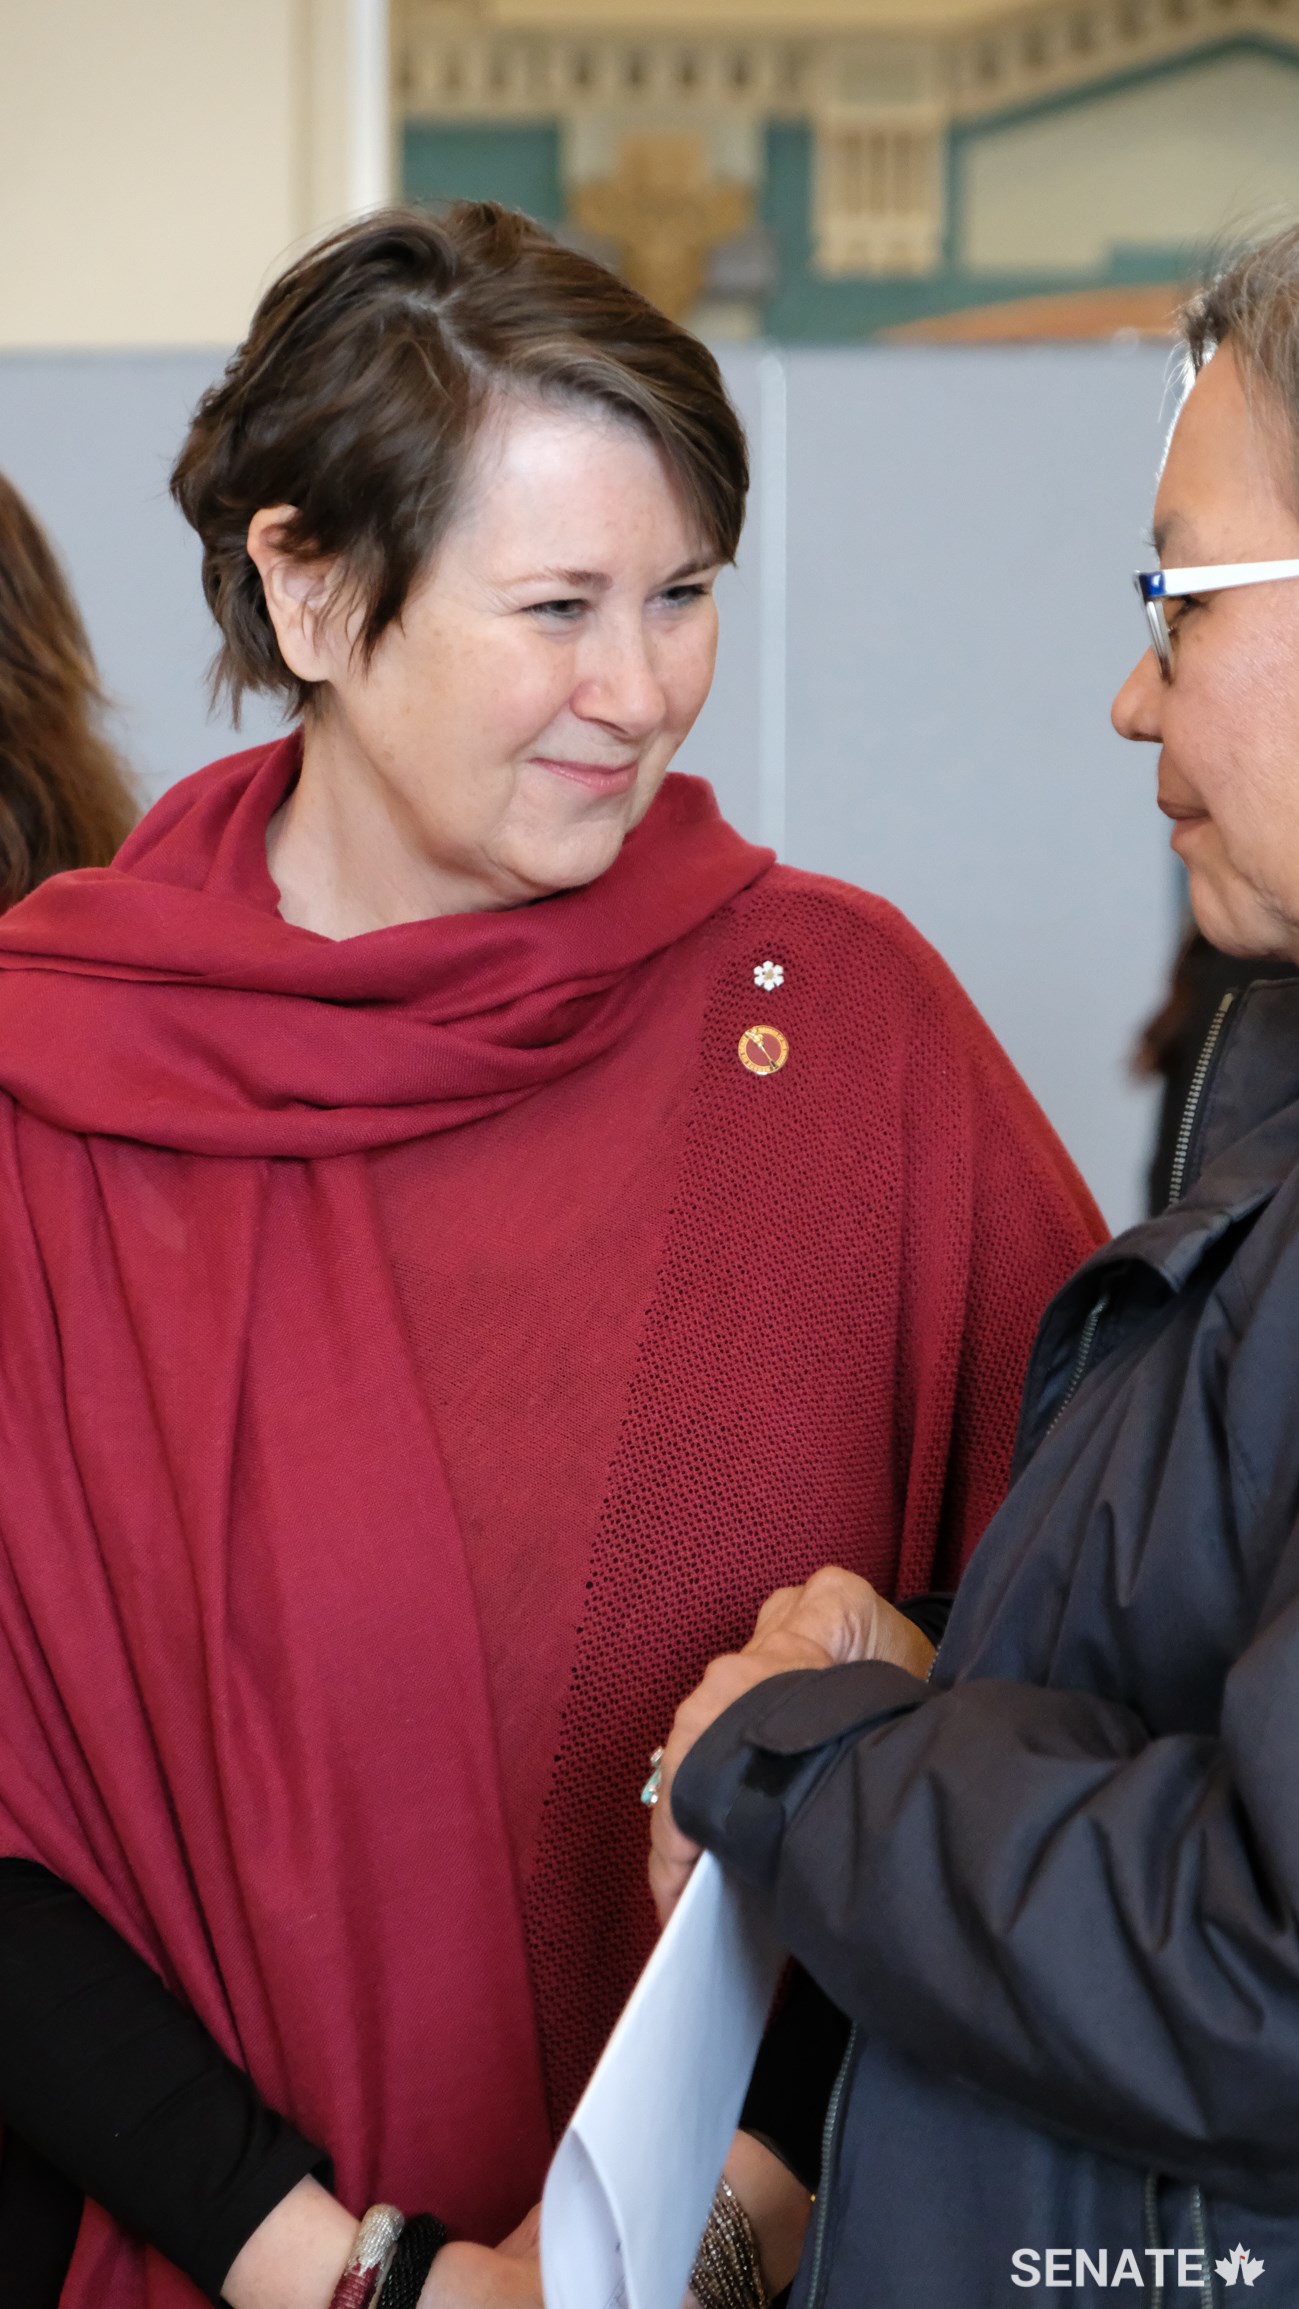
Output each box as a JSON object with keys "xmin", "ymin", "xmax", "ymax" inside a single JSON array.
[
  {"xmin": 0, "ymin": 735, "xmax": 771, "ymax": 1152},
  {"xmin": 0, "ymin": 739, "xmax": 771, "ymax": 2306}
]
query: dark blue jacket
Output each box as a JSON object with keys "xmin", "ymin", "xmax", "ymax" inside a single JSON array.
[{"xmin": 675, "ymin": 979, "xmax": 1299, "ymax": 2309}]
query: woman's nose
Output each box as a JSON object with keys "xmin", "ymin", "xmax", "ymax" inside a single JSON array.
[
  {"xmin": 575, "ymin": 624, "xmax": 667, "ymax": 736},
  {"xmin": 1111, "ymin": 649, "xmax": 1165, "ymax": 744}
]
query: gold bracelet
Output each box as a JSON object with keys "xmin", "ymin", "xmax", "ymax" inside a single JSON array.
[{"xmin": 689, "ymin": 2177, "xmax": 769, "ymax": 2309}]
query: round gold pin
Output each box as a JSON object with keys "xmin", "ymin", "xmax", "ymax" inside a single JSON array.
[{"xmin": 738, "ymin": 1023, "xmax": 789, "ymax": 1077}]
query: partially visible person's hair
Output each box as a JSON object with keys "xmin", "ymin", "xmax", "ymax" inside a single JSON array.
[
  {"xmin": 171, "ymin": 202, "xmax": 750, "ymax": 719},
  {"xmin": 0, "ymin": 473, "xmax": 137, "ymax": 911},
  {"xmin": 1182, "ymin": 224, "xmax": 1299, "ymax": 472}
]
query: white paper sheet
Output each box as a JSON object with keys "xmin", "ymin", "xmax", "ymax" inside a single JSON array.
[{"xmin": 540, "ymin": 1854, "xmax": 785, "ymax": 2309}]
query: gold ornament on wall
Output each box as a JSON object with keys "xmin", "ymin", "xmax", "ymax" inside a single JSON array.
[{"xmin": 569, "ymin": 132, "xmax": 753, "ymax": 320}]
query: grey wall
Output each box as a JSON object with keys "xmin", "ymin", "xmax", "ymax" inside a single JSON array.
[
  {"xmin": 0, "ymin": 352, "xmax": 284, "ymax": 800},
  {"xmin": 677, "ymin": 343, "xmax": 1177, "ymax": 1230},
  {"xmin": 0, "ymin": 342, "xmax": 1176, "ymax": 1228}
]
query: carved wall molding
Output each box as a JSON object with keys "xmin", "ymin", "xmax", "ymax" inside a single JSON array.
[
  {"xmin": 396, "ymin": 0, "xmax": 1299, "ymax": 280},
  {"xmin": 947, "ymin": 0, "xmax": 1299, "ymax": 117}
]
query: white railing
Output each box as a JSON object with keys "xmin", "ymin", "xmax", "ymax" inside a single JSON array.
[{"xmin": 397, "ymin": 30, "xmax": 827, "ymax": 119}]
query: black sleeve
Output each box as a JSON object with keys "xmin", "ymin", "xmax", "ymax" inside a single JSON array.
[
  {"xmin": 739, "ymin": 1964, "xmax": 850, "ymax": 2192},
  {"xmin": 0, "ymin": 2128, "xmax": 83, "ymax": 2309},
  {"xmin": 0, "ymin": 1860, "xmax": 330, "ymax": 2305},
  {"xmin": 894, "ymin": 1592, "xmax": 954, "ymax": 1650},
  {"xmin": 733, "ymin": 1598, "xmax": 950, "ymax": 2193},
  {"xmin": 733, "ymin": 1604, "xmax": 948, "ymax": 2193}
]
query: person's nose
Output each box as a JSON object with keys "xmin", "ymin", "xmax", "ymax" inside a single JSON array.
[
  {"xmin": 1111, "ymin": 648, "xmax": 1165, "ymax": 744},
  {"xmin": 573, "ymin": 614, "xmax": 667, "ymax": 739}
]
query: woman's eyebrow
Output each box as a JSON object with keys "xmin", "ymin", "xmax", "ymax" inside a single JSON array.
[
  {"xmin": 662, "ymin": 557, "xmax": 720, "ymax": 583},
  {"xmin": 514, "ymin": 566, "xmax": 610, "ymax": 590},
  {"xmin": 507, "ymin": 556, "xmax": 717, "ymax": 590}
]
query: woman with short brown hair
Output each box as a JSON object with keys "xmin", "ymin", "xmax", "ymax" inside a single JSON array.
[
  {"xmin": 0, "ymin": 471, "xmax": 135, "ymax": 907},
  {"xmin": 0, "ymin": 205, "xmax": 1099, "ymax": 2309}
]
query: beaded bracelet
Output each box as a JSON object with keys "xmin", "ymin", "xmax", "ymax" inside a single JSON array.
[
  {"xmin": 377, "ymin": 2212, "xmax": 450, "ymax": 2309},
  {"xmin": 689, "ymin": 2176, "xmax": 769, "ymax": 2309},
  {"xmin": 328, "ymin": 2205, "xmax": 405, "ymax": 2309}
]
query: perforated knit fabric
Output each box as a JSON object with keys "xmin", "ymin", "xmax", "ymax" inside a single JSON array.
[
  {"xmin": 368, "ymin": 919, "xmax": 721, "ymax": 1894},
  {"xmin": 520, "ymin": 869, "xmax": 1102, "ymax": 2133}
]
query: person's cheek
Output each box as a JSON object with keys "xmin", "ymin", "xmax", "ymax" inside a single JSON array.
[{"xmin": 666, "ymin": 625, "xmax": 718, "ymax": 742}]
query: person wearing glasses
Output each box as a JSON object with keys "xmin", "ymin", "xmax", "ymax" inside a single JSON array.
[{"xmin": 650, "ymin": 221, "xmax": 1299, "ymax": 2306}]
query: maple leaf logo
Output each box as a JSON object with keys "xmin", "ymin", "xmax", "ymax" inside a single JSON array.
[{"xmin": 1215, "ymin": 2243, "xmax": 1265, "ymax": 2286}]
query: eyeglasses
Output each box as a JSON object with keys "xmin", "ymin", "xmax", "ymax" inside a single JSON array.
[{"xmin": 1135, "ymin": 558, "xmax": 1299, "ymax": 680}]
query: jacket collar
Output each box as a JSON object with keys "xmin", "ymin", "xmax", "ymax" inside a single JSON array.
[
  {"xmin": 1124, "ymin": 978, "xmax": 1299, "ymax": 1272},
  {"xmin": 1014, "ymin": 979, "xmax": 1299, "ymax": 1467},
  {"xmin": 1093, "ymin": 977, "xmax": 1299, "ymax": 1294}
]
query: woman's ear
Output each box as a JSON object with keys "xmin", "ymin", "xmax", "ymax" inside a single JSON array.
[{"xmin": 246, "ymin": 507, "xmax": 342, "ymax": 688}]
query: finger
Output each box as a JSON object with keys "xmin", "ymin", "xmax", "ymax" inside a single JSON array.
[
  {"xmin": 648, "ymin": 1813, "xmax": 701, "ymax": 1926},
  {"xmin": 648, "ymin": 1715, "xmax": 711, "ymax": 1922},
  {"xmin": 750, "ymin": 1584, "xmax": 802, "ymax": 1638},
  {"xmin": 750, "ymin": 1565, "xmax": 881, "ymax": 1666},
  {"xmin": 647, "ymin": 1654, "xmax": 771, "ymax": 1923},
  {"xmin": 498, "ymin": 2207, "xmax": 542, "ymax": 2257}
]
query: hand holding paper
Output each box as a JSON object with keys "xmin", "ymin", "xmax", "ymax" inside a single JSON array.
[{"xmin": 539, "ymin": 1855, "xmax": 785, "ymax": 2309}]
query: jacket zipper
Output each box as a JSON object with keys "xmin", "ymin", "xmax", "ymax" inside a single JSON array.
[
  {"xmin": 1167, "ymin": 991, "xmax": 1236, "ymax": 1206},
  {"xmin": 1143, "ymin": 2176, "xmax": 1215, "ymax": 2306},
  {"xmin": 1045, "ymin": 1286, "xmax": 1110, "ymax": 1440},
  {"xmin": 1144, "ymin": 2173, "xmax": 1165, "ymax": 2309},
  {"xmin": 1045, "ymin": 983, "xmax": 1236, "ymax": 1449},
  {"xmin": 779, "ymin": 1000, "xmax": 1238, "ymax": 2309},
  {"xmin": 1190, "ymin": 2187, "xmax": 1216, "ymax": 2309},
  {"xmin": 805, "ymin": 2023, "xmax": 858, "ymax": 2309},
  {"xmin": 1141, "ymin": 998, "xmax": 1233, "ymax": 2309}
]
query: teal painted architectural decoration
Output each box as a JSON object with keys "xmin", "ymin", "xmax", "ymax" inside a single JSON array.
[
  {"xmin": 756, "ymin": 127, "xmax": 1186, "ymax": 343},
  {"xmin": 401, "ymin": 38, "xmax": 1299, "ymax": 343},
  {"xmin": 403, "ymin": 124, "xmax": 563, "ymax": 228}
]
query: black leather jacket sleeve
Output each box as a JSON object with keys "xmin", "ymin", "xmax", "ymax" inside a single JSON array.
[{"xmin": 673, "ymin": 1632, "xmax": 1299, "ymax": 2217}]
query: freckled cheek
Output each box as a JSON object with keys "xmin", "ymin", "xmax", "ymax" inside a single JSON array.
[
  {"xmin": 464, "ymin": 653, "xmax": 572, "ymax": 756},
  {"xmin": 665, "ymin": 626, "xmax": 720, "ymax": 734}
]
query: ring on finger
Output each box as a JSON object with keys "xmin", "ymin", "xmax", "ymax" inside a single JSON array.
[{"xmin": 640, "ymin": 1745, "xmax": 665, "ymax": 1807}]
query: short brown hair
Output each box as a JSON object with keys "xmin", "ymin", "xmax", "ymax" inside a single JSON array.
[
  {"xmin": 0, "ymin": 472, "xmax": 137, "ymax": 910},
  {"xmin": 1182, "ymin": 226, "xmax": 1299, "ymax": 471},
  {"xmin": 171, "ymin": 202, "xmax": 750, "ymax": 718}
]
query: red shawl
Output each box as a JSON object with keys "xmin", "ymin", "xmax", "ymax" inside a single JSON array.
[{"xmin": 0, "ymin": 738, "xmax": 1103, "ymax": 2306}]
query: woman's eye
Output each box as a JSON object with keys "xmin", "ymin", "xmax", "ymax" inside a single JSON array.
[
  {"xmin": 528, "ymin": 597, "xmax": 587, "ymax": 622},
  {"xmin": 659, "ymin": 584, "xmax": 708, "ymax": 608}
]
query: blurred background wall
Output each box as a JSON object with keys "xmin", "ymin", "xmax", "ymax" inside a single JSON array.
[{"xmin": 3, "ymin": 0, "xmax": 1295, "ymax": 1225}]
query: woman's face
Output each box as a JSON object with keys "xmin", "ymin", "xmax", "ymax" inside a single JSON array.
[
  {"xmin": 261, "ymin": 395, "xmax": 723, "ymax": 918},
  {"xmin": 1112, "ymin": 345, "xmax": 1299, "ymax": 960}
]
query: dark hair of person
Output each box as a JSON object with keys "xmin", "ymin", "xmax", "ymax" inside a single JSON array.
[
  {"xmin": 1182, "ymin": 225, "xmax": 1299, "ymax": 459},
  {"xmin": 171, "ymin": 202, "xmax": 751, "ymax": 718},
  {"xmin": 0, "ymin": 473, "xmax": 137, "ymax": 911}
]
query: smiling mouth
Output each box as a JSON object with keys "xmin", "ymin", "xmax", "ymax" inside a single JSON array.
[{"xmin": 530, "ymin": 756, "xmax": 639, "ymax": 792}]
